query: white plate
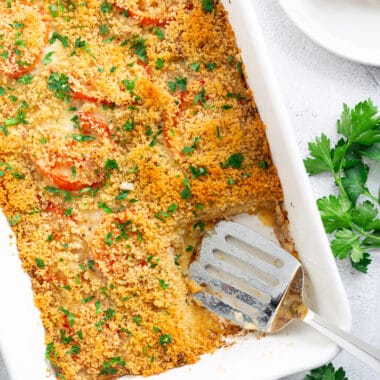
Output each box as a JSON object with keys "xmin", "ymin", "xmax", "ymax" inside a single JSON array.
[
  {"xmin": 278, "ymin": 0, "xmax": 380, "ymax": 66},
  {"xmin": 0, "ymin": 2, "xmax": 351, "ymax": 379}
]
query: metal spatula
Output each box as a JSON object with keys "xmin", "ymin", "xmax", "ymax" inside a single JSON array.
[{"xmin": 189, "ymin": 221, "xmax": 380, "ymax": 372}]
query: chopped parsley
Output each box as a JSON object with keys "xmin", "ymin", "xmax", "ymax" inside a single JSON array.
[
  {"xmin": 123, "ymin": 118, "xmax": 134, "ymax": 131},
  {"xmin": 100, "ymin": 24, "xmax": 109, "ymax": 36},
  {"xmin": 168, "ymin": 77, "xmax": 187, "ymax": 92},
  {"xmin": 189, "ymin": 165, "xmax": 207, "ymax": 179},
  {"xmin": 202, "ymin": 0, "xmax": 215, "ymax": 12},
  {"xmin": 81, "ymin": 296, "xmax": 95, "ymax": 304},
  {"xmin": 206, "ymin": 62, "xmax": 217, "ymax": 71},
  {"xmin": 155, "ymin": 58, "xmax": 165, "ymax": 70},
  {"xmin": 100, "ymin": 0, "xmax": 113, "ymax": 13},
  {"xmin": 105, "ymin": 232, "xmax": 113, "ymax": 246},
  {"xmin": 60, "ymin": 307, "xmax": 75, "ymax": 327},
  {"xmin": 193, "ymin": 221, "xmax": 205, "ymax": 232},
  {"xmin": 129, "ymin": 34, "xmax": 147, "ymax": 63},
  {"xmin": 8, "ymin": 214, "xmax": 21, "ymax": 225},
  {"xmin": 190, "ymin": 61, "xmax": 201, "ymax": 72},
  {"xmin": 103, "ymin": 35, "xmax": 115, "ymax": 44},
  {"xmin": 45, "ymin": 342, "xmax": 56, "ymax": 362},
  {"xmin": 49, "ymin": 32, "xmax": 69, "ymax": 48},
  {"xmin": 72, "ymin": 134, "xmax": 96, "ymax": 142},
  {"xmin": 182, "ymin": 136, "xmax": 200, "ymax": 155},
  {"xmin": 66, "ymin": 345, "xmax": 80, "ymax": 356},
  {"xmin": 121, "ymin": 78, "xmax": 136, "ymax": 93},
  {"xmin": 47, "ymin": 72, "xmax": 71, "ymax": 102},
  {"xmin": 17, "ymin": 74, "xmax": 33, "ymax": 85},
  {"xmin": 104, "ymin": 159, "xmax": 119, "ymax": 178},
  {"xmin": 98, "ymin": 202, "xmax": 113, "ymax": 214},
  {"xmin": 64, "ymin": 208, "xmax": 72, "ymax": 217},
  {"xmin": 222, "ymin": 153, "xmax": 244, "ymax": 169},
  {"xmin": 258, "ymin": 160, "xmax": 268, "ymax": 169},
  {"xmin": 159, "ymin": 279, "xmax": 170, "ymax": 289},
  {"xmin": 99, "ymin": 357, "xmax": 126, "ymax": 376},
  {"xmin": 180, "ymin": 178, "xmax": 192, "ymax": 199},
  {"xmin": 193, "ymin": 87, "xmax": 213, "ymax": 109},
  {"xmin": 133, "ymin": 315, "xmax": 142, "ymax": 325},
  {"xmin": 115, "ymin": 190, "xmax": 129, "ymax": 201},
  {"xmin": 72, "ymin": 37, "xmax": 95, "ymax": 58},
  {"xmin": 44, "ymin": 185, "xmax": 72, "ymax": 201},
  {"xmin": 154, "ymin": 203, "xmax": 178, "ymax": 221},
  {"xmin": 35, "ymin": 257, "xmax": 45, "ymax": 268},
  {"xmin": 43, "ymin": 51, "xmax": 55, "ymax": 65},
  {"xmin": 159, "ymin": 334, "xmax": 172, "ymax": 345},
  {"xmin": 152, "ymin": 26, "xmax": 165, "ymax": 40}
]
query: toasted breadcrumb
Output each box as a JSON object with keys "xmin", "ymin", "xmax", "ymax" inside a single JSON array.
[{"xmin": 0, "ymin": 1, "xmax": 286, "ymax": 379}]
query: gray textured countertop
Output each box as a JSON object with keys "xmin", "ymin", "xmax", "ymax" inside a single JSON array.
[{"xmin": 1, "ymin": 1, "xmax": 379, "ymax": 379}]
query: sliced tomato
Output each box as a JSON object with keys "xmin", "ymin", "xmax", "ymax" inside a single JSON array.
[
  {"xmin": 35, "ymin": 158, "xmax": 106, "ymax": 191},
  {"xmin": 79, "ymin": 112, "xmax": 111, "ymax": 138},
  {"xmin": 32, "ymin": 113, "xmax": 110, "ymax": 191},
  {"xmin": 126, "ymin": 9, "xmax": 171, "ymax": 27},
  {"xmin": 46, "ymin": 202, "xmax": 66, "ymax": 217},
  {"xmin": 0, "ymin": 2, "xmax": 49, "ymax": 78},
  {"xmin": 113, "ymin": 1, "xmax": 178, "ymax": 26},
  {"xmin": 70, "ymin": 88, "xmax": 113, "ymax": 106}
]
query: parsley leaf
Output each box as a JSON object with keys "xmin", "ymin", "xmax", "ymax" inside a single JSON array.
[
  {"xmin": 304, "ymin": 134, "xmax": 334, "ymax": 175},
  {"xmin": 43, "ymin": 51, "xmax": 55, "ymax": 65},
  {"xmin": 341, "ymin": 163, "xmax": 370, "ymax": 204},
  {"xmin": 202, "ymin": 0, "xmax": 215, "ymax": 13},
  {"xmin": 49, "ymin": 32, "xmax": 69, "ymax": 48},
  {"xmin": 222, "ymin": 153, "xmax": 244, "ymax": 169},
  {"xmin": 129, "ymin": 34, "xmax": 147, "ymax": 63},
  {"xmin": 337, "ymin": 100, "xmax": 380, "ymax": 144},
  {"xmin": 306, "ymin": 363, "xmax": 348, "ymax": 380},
  {"xmin": 316, "ymin": 195, "xmax": 352, "ymax": 234},
  {"xmin": 47, "ymin": 72, "xmax": 71, "ymax": 102}
]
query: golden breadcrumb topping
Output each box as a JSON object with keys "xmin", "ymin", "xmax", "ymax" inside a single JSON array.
[{"xmin": 0, "ymin": 1, "xmax": 286, "ymax": 379}]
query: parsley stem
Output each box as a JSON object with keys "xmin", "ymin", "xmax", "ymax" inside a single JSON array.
[
  {"xmin": 332, "ymin": 170, "xmax": 349, "ymax": 200},
  {"xmin": 332, "ymin": 140, "xmax": 351, "ymax": 200},
  {"xmin": 363, "ymin": 189, "xmax": 380, "ymax": 205},
  {"xmin": 350, "ymin": 224, "xmax": 380, "ymax": 241}
]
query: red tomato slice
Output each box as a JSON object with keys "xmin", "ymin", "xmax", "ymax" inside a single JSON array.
[
  {"xmin": 70, "ymin": 89, "xmax": 113, "ymax": 106},
  {"xmin": 32, "ymin": 113, "xmax": 109, "ymax": 191},
  {"xmin": 113, "ymin": 1, "xmax": 178, "ymax": 26},
  {"xmin": 127, "ymin": 9, "xmax": 171, "ymax": 27},
  {"xmin": 0, "ymin": 2, "xmax": 49, "ymax": 79},
  {"xmin": 36, "ymin": 159, "xmax": 106, "ymax": 191},
  {"xmin": 79, "ymin": 112, "xmax": 111, "ymax": 138},
  {"xmin": 46, "ymin": 202, "xmax": 66, "ymax": 217}
]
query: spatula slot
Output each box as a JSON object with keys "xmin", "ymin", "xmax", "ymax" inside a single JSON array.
[
  {"xmin": 205, "ymin": 264, "xmax": 271, "ymax": 304},
  {"xmin": 225, "ymin": 235, "xmax": 284, "ymax": 268},
  {"xmin": 212, "ymin": 249, "xmax": 279, "ymax": 287}
]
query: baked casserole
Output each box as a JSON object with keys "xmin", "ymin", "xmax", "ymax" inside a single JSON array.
[{"xmin": 0, "ymin": 0, "xmax": 290, "ymax": 378}]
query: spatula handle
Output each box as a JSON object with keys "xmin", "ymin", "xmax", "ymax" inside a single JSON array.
[{"xmin": 303, "ymin": 310, "xmax": 380, "ymax": 373}]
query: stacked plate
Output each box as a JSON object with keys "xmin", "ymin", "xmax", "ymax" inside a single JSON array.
[{"xmin": 278, "ymin": 0, "xmax": 380, "ymax": 66}]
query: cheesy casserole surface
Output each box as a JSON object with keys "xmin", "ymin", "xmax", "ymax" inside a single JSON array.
[{"xmin": 0, "ymin": 0, "xmax": 286, "ymax": 378}]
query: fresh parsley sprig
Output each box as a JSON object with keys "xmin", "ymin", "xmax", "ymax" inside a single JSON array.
[
  {"xmin": 304, "ymin": 99, "xmax": 380, "ymax": 273},
  {"xmin": 306, "ymin": 362, "xmax": 348, "ymax": 380}
]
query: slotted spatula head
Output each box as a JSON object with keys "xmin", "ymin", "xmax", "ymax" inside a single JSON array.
[{"xmin": 189, "ymin": 221, "xmax": 303, "ymax": 333}]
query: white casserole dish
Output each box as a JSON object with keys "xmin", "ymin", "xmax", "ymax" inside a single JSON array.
[{"xmin": 0, "ymin": 1, "xmax": 351, "ymax": 379}]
